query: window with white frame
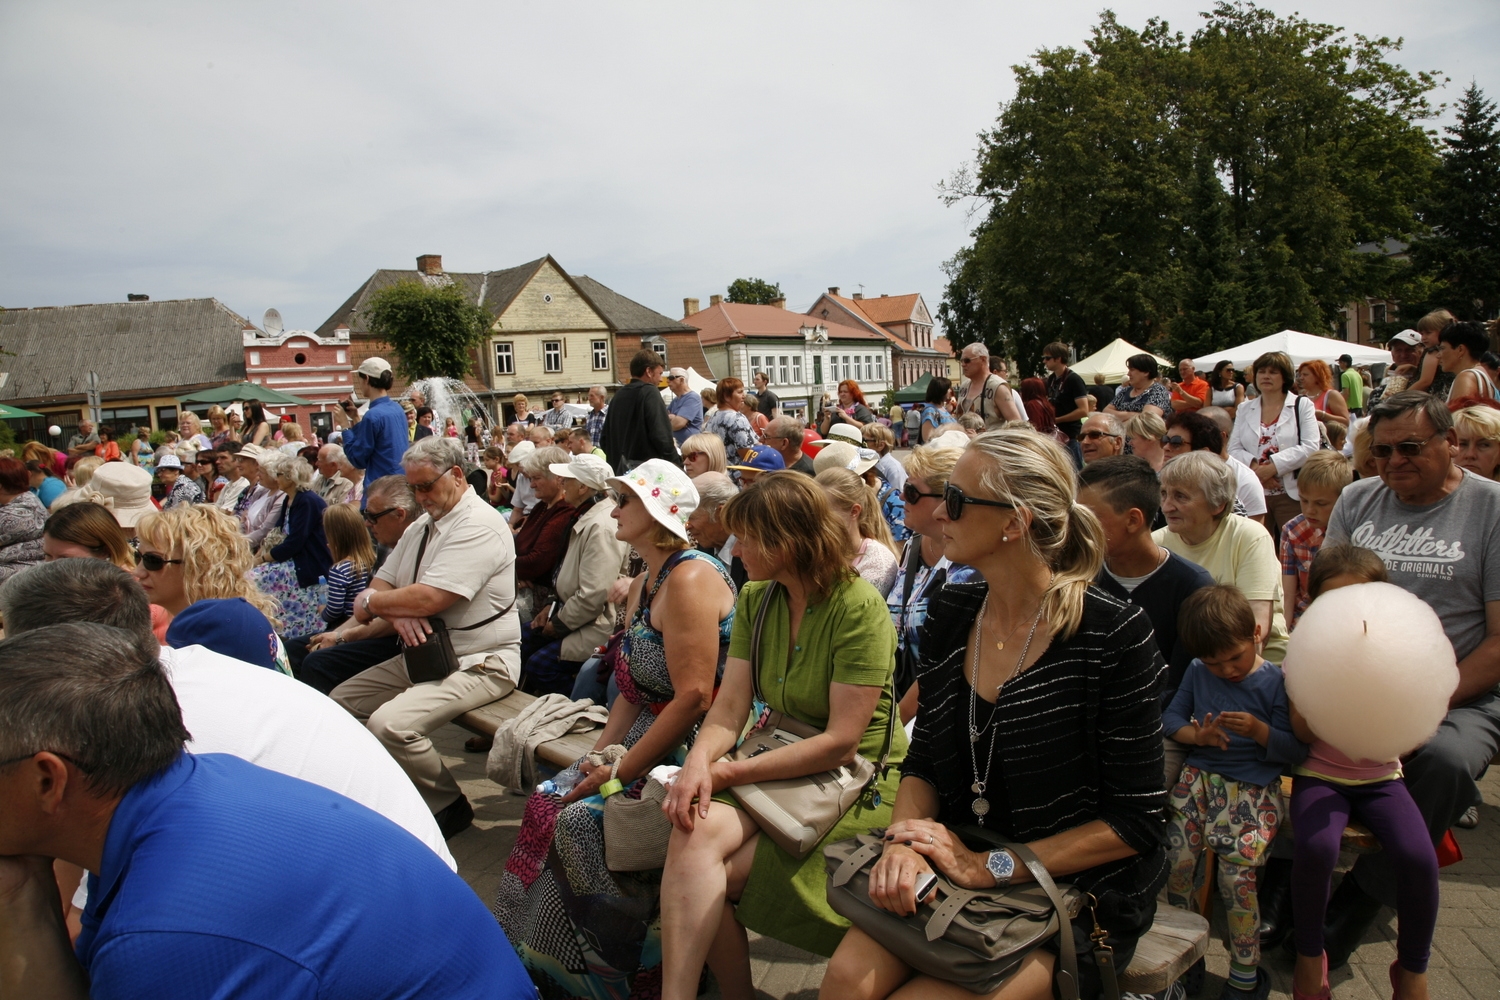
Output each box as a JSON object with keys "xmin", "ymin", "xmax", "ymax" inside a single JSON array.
[
  {"xmin": 750, "ymin": 356, "xmax": 762, "ymax": 380},
  {"xmin": 876, "ymin": 355, "xmax": 885, "ymax": 380},
  {"xmin": 792, "ymin": 356, "xmax": 803, "ymax": 383},
  {"xmin": 494, "ymin": 342, "xmax": 515, "ymax": 375},
  {"xmin": 864, "ymin": 355, "xmax": 874, "ymax": 380},
  {"xmin": 778, "ymin": 355, "xmax": 790, "ymax": 385},
  {"xmin": 543, "ymin": 340, "xmax": 562, "ymax": 373},
  {"xmin": 854, "ymin": 356, "xmax": 863, "ymax": 380},
  {"xmin": 842, "ymin": 356, "xmax": 851, "ymax": 380},
  {"xmin": 592, "ymin": 340, "xmax": 609, "ymax": 370}
]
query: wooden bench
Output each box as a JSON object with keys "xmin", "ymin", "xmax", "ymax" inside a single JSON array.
[
  {"xmin": 1119, "ymin": 906, "xmax": 1210, "ymax": 994},
  {"xmin": 454, "ymin": 690, "xmax": 602, "ymax": 771}
]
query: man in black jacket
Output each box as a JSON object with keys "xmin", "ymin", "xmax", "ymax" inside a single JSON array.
[{"xmin": 600, "ymin": 350, "xmax": 680, "ymax": 473}]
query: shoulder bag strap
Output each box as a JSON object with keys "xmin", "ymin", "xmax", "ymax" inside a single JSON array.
[
  {"xmin": 410, "ymin": 523, "xmax": 513, "ymax": 634},
  {"xmin": 1007, "ymin": 841, "xmax": 1084, "ymax": 1000},
  {"xmin": 747, "ymin": 581, "xmax": 781, "ymax": 706}
]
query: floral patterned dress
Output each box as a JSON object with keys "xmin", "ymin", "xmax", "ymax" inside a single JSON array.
[{"xmin": 495, "ymin": 549, "xmax": 735, "ymax": 1000}]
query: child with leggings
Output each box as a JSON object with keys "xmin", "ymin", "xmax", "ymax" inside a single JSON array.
[{"xmin": 1288, "ymin": 544, "xmax": 1438, "ymax": 1000}]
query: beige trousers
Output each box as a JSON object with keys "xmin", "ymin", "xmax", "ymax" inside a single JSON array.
[{"xmin": 333, "ymin": 649, "xmax": 519, "ymax": 813}]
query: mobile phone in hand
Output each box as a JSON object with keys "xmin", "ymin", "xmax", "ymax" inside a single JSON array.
[{"xmin": 914, "ymin": 871, "xmax": 938, "ymax": 904}]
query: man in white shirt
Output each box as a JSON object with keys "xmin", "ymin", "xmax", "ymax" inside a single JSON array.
[
  {"xmin": 212, "ymin": 444, "xmax": 251, "ymax": 513},
  {"xmin": 333, "ymin": 436, "xmax": 522, "ymax": 839},
  {"xmin": 312, "ymin": 443, "xmax": 355, "ymax": 506}
]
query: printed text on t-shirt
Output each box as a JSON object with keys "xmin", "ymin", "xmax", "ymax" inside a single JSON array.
[{"xmin": 1349, "ymin": 521, "xmax": 1463, "ymax": 579}]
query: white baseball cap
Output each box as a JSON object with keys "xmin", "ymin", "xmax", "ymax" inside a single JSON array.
[
  {"xmin": 357, "ymin": 357, "xmax": 392, "ymax": 378},
  {"xmin": 1389, "ymin": 330, "xmax": 1422, "ymax": 347}
]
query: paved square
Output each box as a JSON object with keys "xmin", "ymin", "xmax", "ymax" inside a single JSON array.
[{"xmin": 439, "ymin": 722, "xmax": 1500, "ymax": 999}]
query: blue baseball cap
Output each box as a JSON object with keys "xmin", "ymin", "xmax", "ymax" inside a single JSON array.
[
  {"xmin": 164, "ymin": 598, "xmax": 280, "ymax": 671},
  {"xmin": 727, "ymin": 444, "xmax": 786, "ymax": 474}
]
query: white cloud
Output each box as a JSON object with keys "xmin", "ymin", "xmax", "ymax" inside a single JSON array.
[{"xmin": 1, "ymin": 0, "xmax": 1494, "ymax": 333}]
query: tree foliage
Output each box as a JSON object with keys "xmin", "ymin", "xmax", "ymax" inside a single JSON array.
[
  {"xmin": 1405, "ymin": 84, "xmax": 1500, "ymax": 322},
  {"xmin": 938, "ymin": 2, "xmax": 1440, "ymax": 364},
  {"xmin": 725, "ymin": 277, "xmax": 784, "ymax": 305},
  {"xmin": 363, "ymin": 280, "xmax": 492, "ymax": 381}
]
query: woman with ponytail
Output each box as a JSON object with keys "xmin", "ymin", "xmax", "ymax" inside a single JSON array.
[{"xmin": 821, "ymin": 428, "xmax": 1169, "ymax": 1000}]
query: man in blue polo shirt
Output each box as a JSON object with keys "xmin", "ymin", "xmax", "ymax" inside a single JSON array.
[
  {"xmin": 339, "ymin": 357, "xmax": 410, "ymax": 498},
  {"xmin": 0, "ymin": 622, "xmax": 535, "ymax": 1000}
]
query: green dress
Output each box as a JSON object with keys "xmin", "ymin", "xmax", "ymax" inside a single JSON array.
[{"xmin": 726, "ymin": 576, "xmax": 907, "ymax": 958}]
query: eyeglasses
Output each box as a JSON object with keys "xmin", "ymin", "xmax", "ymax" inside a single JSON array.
[
  {"xmin": 1370, "ymin": 433, "xmax": 1442, "ymax": 460},
  {"xmin": 903, "ymin": 483, "xmax": 942, "ymax": 504},
  {"xmin": 611, "ymin": 490, "xmax": 634, "ymax": 508},
  {"xmin": 1161, "ymin": 435, "xmax": 1190, "ymax": 448},
  {"xmin": 363, "ymin": 507, "xmax": 400, "ymax": 525},
  {"xmin": 943, "ymin": 483, "xmax": 1015, "ymax": 521},
  {"xmin": 0, "ymin": 750, "xmax": 89, "ymax": 771},
  {"xmin": 408, "ymin": 469, "xmax": 455, "ymax": 493},
  {"xmin": 135, "ymin": 551, "xmax": 183, "ymax": 572},
  {"xmin": 1079, "ymin": 430, "xmax": 1119, "ymax": 441}
]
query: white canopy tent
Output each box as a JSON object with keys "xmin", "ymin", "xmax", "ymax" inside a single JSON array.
[
  {"xmin": 1070, "ymin": 339, "xmax": 1174, "ymax": 385},
  {"xmin": 1193, "ymin": 330, "xmax": 1390, "ymax": 370}
]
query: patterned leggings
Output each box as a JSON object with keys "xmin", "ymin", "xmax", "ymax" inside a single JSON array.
[{"xmin": 1165, "ymin": 765, "xmax": 1284, "ymax": 969}]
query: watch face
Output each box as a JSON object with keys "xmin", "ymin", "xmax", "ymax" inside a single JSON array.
[{"xmin": 988, "ymin": 849, "xmax": 1015, "ymax": 881}]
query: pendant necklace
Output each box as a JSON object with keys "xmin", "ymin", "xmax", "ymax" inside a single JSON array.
[{"xmin": 967, "ymin": 591, "xmax": 1047, "ymax": 824}]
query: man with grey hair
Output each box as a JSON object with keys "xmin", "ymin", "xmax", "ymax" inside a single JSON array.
[
  {"xmin": 313, "ymin": 443, "xmax": 354, "ymax": 506},
  {"xmin": 290, "ymin": 475, "xmax": 420, "ymax": 691},
  {"xmin": 584, "ymin": 385, "xmax": 609, "ymax": 447},
  {"xmin": 1079, "ymin": 412, "xmax": 1125, "ymax": 464},
  {"xmin": 764, "ymin": 415, "xmax": 815, "ymax": 475},
  {"xmin": 956, "ymin": 342, "xmax": 1020, "ymax": 428},
  {"xmin": 0, "ymin": 559, "xmax": 454, "ymax": 873},
  {"xmin": 0, "ymin": 619, "xmax": 530, "ymax": 998},
  {"xmin": 686, "ymin": 471, "xmax": 747, "ymax": 590},
  {"xmin": 1317, "ymin": 390, "xmax": 1500, "ymax": 966},
  {"xmin": 333, "ymin": 435, "xmax": 521, "ymax": 838}
]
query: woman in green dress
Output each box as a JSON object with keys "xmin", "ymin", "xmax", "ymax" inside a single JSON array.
[{"xmin": 659, "ymin": 471, "xmax": 906, "ymax": 1000}]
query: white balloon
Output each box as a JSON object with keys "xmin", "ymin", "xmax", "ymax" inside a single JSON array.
[
  {"xmin": 48, "ymin": 425, "xmax": 62, "ymax": 437},
  {"xmin": 1283, "ymin": 582, "xmax": 1456, "ymax": 763}
]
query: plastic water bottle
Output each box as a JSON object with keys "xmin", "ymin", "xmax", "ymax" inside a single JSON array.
[
  {"xmin": 314, "ymin": 574, "xmax": 329, "ymax": 608},
  {"xmin": 536, "ymin": 768, "xmax": 580, "ymax": 797}
]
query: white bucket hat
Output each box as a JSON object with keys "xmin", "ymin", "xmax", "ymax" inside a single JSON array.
[
  {"xmin": 550, "ymin": 453, "xmax": 612, "ymax": 492},
  {"xmin": 812, "ymin": 441, "xmax": 880, "ymax": 476},
  {"xmin": 813, "ymin": 423, "xmax": 863, "ymax": 447},
  {"xmin": 607, "ymin": 458, "xmax": 699, "ymax": 541},
  {"xmin": 88, "ymin": 463, "xmax": 154, "ymax": 528}
]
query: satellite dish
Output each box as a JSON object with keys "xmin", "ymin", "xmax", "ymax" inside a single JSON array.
[{"xmin": 262, "ymin": 308, "xmax": 284, "ymax": 338}]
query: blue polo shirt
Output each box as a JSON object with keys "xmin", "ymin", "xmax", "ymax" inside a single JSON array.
[
  {"xmin": 340, "ymin": 395, "xmax": 409, "ymax": 491},
  {"xmin": 77, "ymin": 753, "xmax": 535, "ymax": 1000},
  {"xmin": 668, "ymin": 389, "xmax": 703, "ymax": 446}
]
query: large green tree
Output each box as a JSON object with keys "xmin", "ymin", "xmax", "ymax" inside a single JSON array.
[
  {"xmin": 1406, "ymin": 84, "xmax": 1500, "ymax": 322},
  {"xmin": 725, "ymin": 277, "xmax": 784, "ymax": 305},
  {"xmin": 363, "ymin": 280, "xmax": 492, "ymax": 381},
  {"xmin": 939, "ymin": 2, "xmax": 1439, "ymax": 363}
]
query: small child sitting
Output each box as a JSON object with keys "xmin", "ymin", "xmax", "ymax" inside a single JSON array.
[
  {"xmin": 1288, "ymin": 546, "xmax": 1438, "ymax": 1000},
  {"xmin": 1164, "ymin": 585, "xmax": 1308, "ymax": 1000},
  {"xmin": 1280, "ymin": 451, "xmax": 1353, "ymax": 627}
]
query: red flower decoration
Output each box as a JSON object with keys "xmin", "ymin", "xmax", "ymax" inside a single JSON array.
[
  {"xmin": 669, "ymin": 504, "xmax": 679, "ymax": 513},
  {"xmin": 651, "ymin": 487, "xmax": 661, "ymax": 497}
]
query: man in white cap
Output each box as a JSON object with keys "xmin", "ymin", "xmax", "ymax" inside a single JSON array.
[
  {"xmin": 521, "ymin": 454, "xmax": 630, "ymax": 695},
  {"xmin": 666, "ymin": 368, "xmax": 703, "ymax": 447},
  {"xmin": 338, "ymin": 357, "xmax": 409, "ymax": 496},
  {"xmin": 1369, "ymin": 330, "xmax": 1423, "ymax": 409}
]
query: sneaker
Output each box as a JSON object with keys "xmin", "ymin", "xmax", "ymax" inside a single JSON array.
[
  {"xmin": 1456, "ymin": 805, "xmax": 1479, "ymax": 829},
  {"xmin": 434, "ymin": 793, "xmax": 475, "ymax": 839}
]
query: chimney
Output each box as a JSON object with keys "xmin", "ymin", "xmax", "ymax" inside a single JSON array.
[
  {"xmin": 709, "ymin": 294, "xmax": 723, "ymax": 308},
  {"xmin": 771, "ymin": 297, "xmax": 786, "ymax": 310},
  {"xmin": 127, "ymin": 293, "xmax": 149, "ymax": 302},
  {"xmin": 828, "ymin": 286, "xmax": 840, "ymax": 296},
  {"xmin": 880, "ymin": 293, "xmax": 888, "ymax": 298},
  {"xmin": 852, "ymin": 292, "xmax": 862, "ymax": 301},
  {"xmin": 416, "ymin": 254, "xmax": 443, "ymax": 275},
  {"xmin": 683, "ymin": 297, "xmax": 700, "ymax": 318}
]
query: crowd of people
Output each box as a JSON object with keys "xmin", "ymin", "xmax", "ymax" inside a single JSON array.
[{"xmin": 1, "ymin": 318, "xmax": 1496, "ymax": 1000}]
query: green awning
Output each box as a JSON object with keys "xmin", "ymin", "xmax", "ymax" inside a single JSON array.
[
  {"xmin": 178, "ymin": 382, "xmax": 315, "ymax": 406},
  {"xmin": 0, "ymin": 402, "xmax": 45, "ymax": 419},
  {"xmin": 894, "ymin": 373, "xmax": 935, "ymax": 404}
]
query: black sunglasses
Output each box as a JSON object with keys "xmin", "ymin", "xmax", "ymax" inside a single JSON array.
[
  {"xmin": 363, "ymin": 507, "xmax": 400, "ymax": 525},
  {"xmin": 134, "ymin": 551, "xmax": 183, "ymax": 572},
  {"xmin": 1161, "ymin": 435, "xmax": 1190, "ymax": 448},
  {"xmin": 1079, "ymin": 430, "xmax": 1118, "ymax": 441},
  {"xmin": 902, "ymin": 483, "xmax": 942, "ymax": 505},
  {"xmin": 1370, "ymin": 433, "xmax": 1442, "ymax": 460},
  {"xmin": 611, "ymin": 490, "xmax": 635, "ymax": 508},
  {"xmin": 943, "ymin": 483, "xmax": 1014, "ymax": 521}
]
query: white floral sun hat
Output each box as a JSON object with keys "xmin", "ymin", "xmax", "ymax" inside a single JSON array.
[{"xmin": 607, "ymin": 458, "xmax": 699, "ymax": 541}]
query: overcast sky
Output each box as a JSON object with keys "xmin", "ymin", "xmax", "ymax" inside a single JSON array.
[{"xmin": 2, "ymin": 1, "xmax": 1495, "ymax": 335}]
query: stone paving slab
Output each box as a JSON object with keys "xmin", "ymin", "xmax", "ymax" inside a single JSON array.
[{"xmin": 438, "ymin": 722, "xmax": 1500, "ymax": 998}]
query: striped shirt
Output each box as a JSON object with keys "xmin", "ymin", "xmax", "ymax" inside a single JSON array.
[
  {"xmin": 902, "ymin": 582, "xmax": 1168, "ymax": 900},
  {"xmin": 322, "ymin": 559, "xmax": 373, "ymax": 624}
]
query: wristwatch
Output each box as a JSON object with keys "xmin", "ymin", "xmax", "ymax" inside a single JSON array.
[{"xmin": 985, "ymin": 849, "xmax": 1016, "ymax": 888}]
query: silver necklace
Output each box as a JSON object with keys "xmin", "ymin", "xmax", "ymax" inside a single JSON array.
[{"xmin": 966, "ymin": 591, "xmax": 1046, "ymax": 824}]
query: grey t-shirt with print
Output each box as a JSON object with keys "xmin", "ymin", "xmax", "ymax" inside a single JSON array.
[{"xmin": 1325, "ymin": 470, "xmax": 1500, "ymax": 660}]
